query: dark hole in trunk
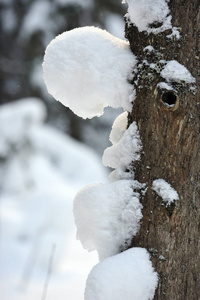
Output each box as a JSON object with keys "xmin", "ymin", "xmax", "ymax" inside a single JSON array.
[{"xmin": 162, "ymin": 92, "xmax": 177, "ymax": 106}]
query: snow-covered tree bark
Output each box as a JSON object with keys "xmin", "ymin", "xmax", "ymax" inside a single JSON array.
[{"xmin": 125, "ymin": 1, "xmax": 200, "ymax": 299}]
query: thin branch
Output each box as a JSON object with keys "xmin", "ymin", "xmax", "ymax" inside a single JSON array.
[{"xmin": 41, "ymin": 243, "xmax": 56, "ymax": 300}]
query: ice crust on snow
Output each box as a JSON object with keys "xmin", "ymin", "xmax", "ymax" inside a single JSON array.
[
  {"xmin": 73, "ymin": 180, "xmax": 143, "ymax": 260},
  {"xmin": 103, "ymin": 121, "xmax": 142, "ymax": 180},
  {"xmin": 43, "ymin": 26, "xmax": 137, "ymax": 119},
  {"xmin": 152, "ymin": 179, "xmax": 179, "ymax": 206},
  {"xmin": 160, "ymin": 60, "xmax": 195, "ymax": 83},
  {"xmin": 85, "ymin": 248, "xmax": 158, "ymax": 300}
]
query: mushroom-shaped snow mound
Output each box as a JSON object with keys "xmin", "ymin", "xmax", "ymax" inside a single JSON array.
[{"xmin": 43, "ymin": 26, "xmax": 136, "ymax": 119}]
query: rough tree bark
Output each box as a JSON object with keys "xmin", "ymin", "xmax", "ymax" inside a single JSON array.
[{"xmin": 125, "ymin": 1, "xmax": 200, "ymax": 299}]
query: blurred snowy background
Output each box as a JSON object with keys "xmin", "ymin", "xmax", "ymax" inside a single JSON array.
[{"xmin": 0, "ymin": 0, "xmax": 127, "ymax": 299}]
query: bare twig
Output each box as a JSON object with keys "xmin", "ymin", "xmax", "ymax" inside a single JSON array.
[
  {"xmin": 41, "ymin": 243, "xmax": 56, "ymax": 300},
  {"xmin": 19, "ymin": 234, "xmax": 42, "ymax": 290}
]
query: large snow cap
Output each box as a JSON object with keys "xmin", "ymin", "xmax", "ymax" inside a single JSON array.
[
  {"xmin": 43, "ymin": 26, "xmax": 136, "ymax": 119},
  {"xmin": 85, "ymin": 248, "xmax": 158, "ymax": 300}
]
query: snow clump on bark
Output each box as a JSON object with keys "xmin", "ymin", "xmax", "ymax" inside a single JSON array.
[
  {"xmin": 123, "ymin": 0, "xmax": 180, "ymax": 38},
  {"xmin": 160, "ymin": 60, "xmax": 196, "ymax": 83},
  {"xmin": 85, "ymin": 248, "xmax": 158, "ymax": 300},
  {"xmin": 152, "ymin": 179, "xmax": 179, "ymax": 206},
  {"xmin": 73, "ymin": 180, "xmax": 143, "ymax": 260},
  {"xmin": 103, "ymin": 119, "xmax": 142, "ymax": 181},
  {"xmin": 109, "ymin": 111, "xmax": 128, "ymax": 145},
  {"xmin": 123, "ymin": 0, "xmax": 171, "ymax": 33}
]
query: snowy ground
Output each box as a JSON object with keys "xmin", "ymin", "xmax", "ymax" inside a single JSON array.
[{"xmin": 0, "ymin": 98, "xmax": 108, "ymax": 300}]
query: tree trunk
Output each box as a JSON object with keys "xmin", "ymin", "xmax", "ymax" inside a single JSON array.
[{"xmin": 125, "ymin": 1, "xmax": 200, "ymax": 299}]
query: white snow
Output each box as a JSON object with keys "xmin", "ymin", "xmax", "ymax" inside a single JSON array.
[
  {"xmin": 160, "ymin": 60, "xmax": 195, "ymax": 83},
  {"xmin": 73, "ymin": 180, "xmax": 143, "ymax": 260},
  {"xmin": 109, "ymin": 111, "xmax": 128, "ymax": 145},
  {"xmin": 143, "ymin": 45, "xmax": 155, "ymax": 53},
  {"xmin": 124, "ymin": 0, "xmax": 172, "ymax": 34},
  {"xmin": 103, "ymin": 121, "xmax": 142, "ymax": 180},
  {"xmin": 0, "ymin": 97, "xmax": 46, "ymax": 156},
  {"xmin": 157, "ymin": 81, "xmax": 175, "ymax": 91},
  {"xmin": 152, "ymin": 179, "xmax": 179, "ymax": 206},
  {"xmin": 30, "ymin": 125, "xmax": 108, "ymax": 189},
  {"xmin": 166, "ymin": 26, "xmax": 181, "ymax": 39},
  {"xmin": 43, "ymin": 26, "xmax": 137, "ymax": 119},
  {"xmin": 0, "ymin": 98, "xmax": 109, "ymax": 300},
  {"xmin": 85, "ymin": 248, "xmax": 158, "ymax": 300}
]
